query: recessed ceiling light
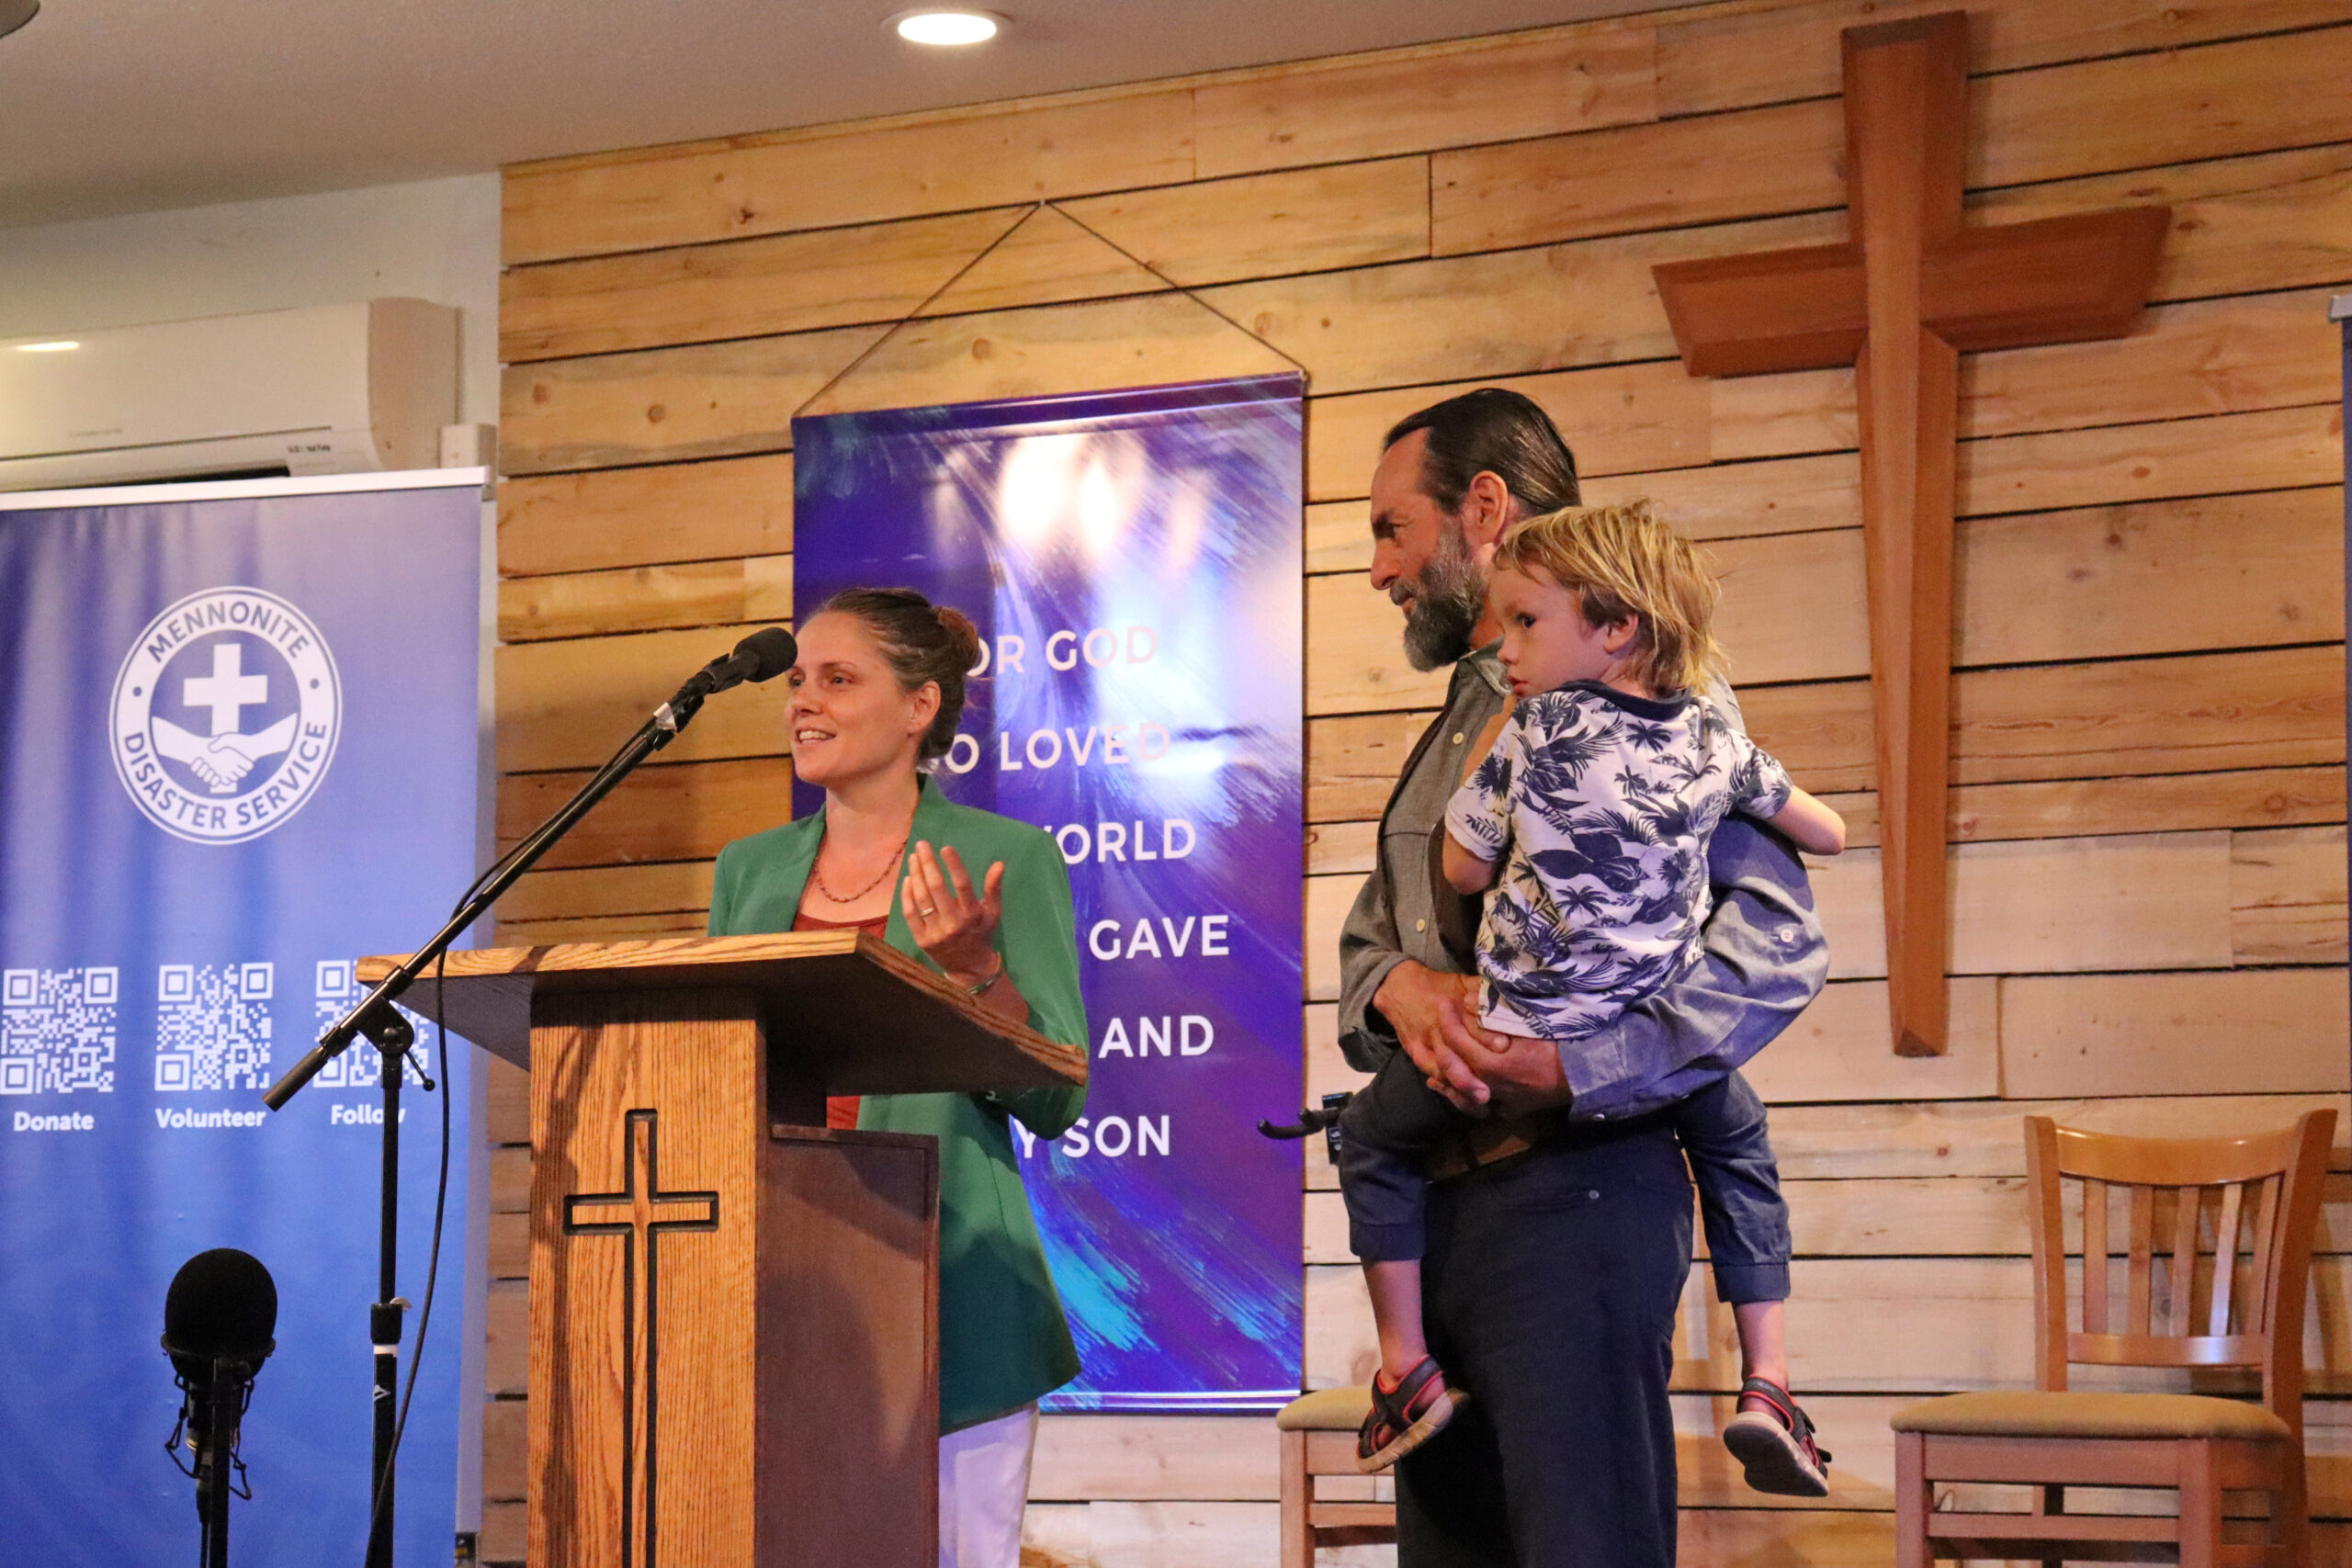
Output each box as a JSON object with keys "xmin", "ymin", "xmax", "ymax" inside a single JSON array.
[
  {"xmin": 0, "ymin": 0, "xmax": 38, "ymax": 41},
  {"xmin": 893, "ymin": 9, "xmax": 1001, "ymax": 46},
  {"xmin": 11, "ymin": 341, "xmax": 78, "ymax": 354}
]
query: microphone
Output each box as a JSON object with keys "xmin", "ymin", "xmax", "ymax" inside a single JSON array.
[
  {"xmin": 656, "ymin": 626, "xmax": 796, "ymax": 736},
  {"xmin": 699, "ymin": 626, "xmax": 797, "ymax": 694},
  {"xmin": 164, "ymin": 1247, "xmax": 276, "ymax": 1562},
  {"xmin": 164, "ymin": 1247, "xmax": 277, "ymax": 1389}
]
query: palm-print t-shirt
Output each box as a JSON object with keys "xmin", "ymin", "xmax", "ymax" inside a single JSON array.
[{"xmin": 1443, "ymin": 680, "xmax": 1795, "ymax": 1042}]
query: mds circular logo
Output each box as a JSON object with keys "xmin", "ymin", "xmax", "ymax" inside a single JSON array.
[{"xmin": 111, "ymin": 587, "xmax": 343, "ymax": 845}]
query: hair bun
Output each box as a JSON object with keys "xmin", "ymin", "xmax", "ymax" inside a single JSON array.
[{"xmin": 934, "ymin": 604, "xmax": 983, "ymax": 668}]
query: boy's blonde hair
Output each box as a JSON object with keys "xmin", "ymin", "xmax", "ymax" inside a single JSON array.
[{"xmin": 1492, "ymin": 500, "xmax": 1723, "ymax": 695}]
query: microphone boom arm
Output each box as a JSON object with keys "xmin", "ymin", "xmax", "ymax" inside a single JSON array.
[{"xmin": 263, "ymin": 675, "xmax": 708, "ymax": 1112}]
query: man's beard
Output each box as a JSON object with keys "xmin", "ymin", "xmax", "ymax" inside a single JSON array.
[{"xmin": 1396, "ymin": 524, "xmax": 1487, "ymax": 671}]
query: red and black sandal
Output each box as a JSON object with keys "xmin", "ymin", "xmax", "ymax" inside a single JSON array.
[
  {"xmin": 1356, "ymin": 1356, "xmax": 1469, "ymax": 1473},
  {"xmin": 1722, "ymin": 1375, "xmax": 1832, "ymax": 1497}
]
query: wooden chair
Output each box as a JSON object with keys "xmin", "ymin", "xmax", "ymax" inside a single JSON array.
[
  {"xmin": 1275, "ymin": 1387, "xmax": 1396, "ymax": 1566},
  {"xmin": 1893, "ymin": 1110, "xmax": 2335, "ymax": 1568}
]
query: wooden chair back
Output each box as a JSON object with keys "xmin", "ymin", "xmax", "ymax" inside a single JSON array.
[{"xmin": 2025, "ymin": 1111, "xmax": 2335, "ymax": 1436}]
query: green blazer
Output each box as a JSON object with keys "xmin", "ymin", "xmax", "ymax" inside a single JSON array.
[{"xmin": 707, "ymin": 777, "xmax": 1088, "ymax": 1431}]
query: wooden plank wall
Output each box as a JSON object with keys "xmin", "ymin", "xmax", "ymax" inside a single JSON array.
[{"xmin": 484, "ymin": 0, "xmax": 2352, "ymax": 1559}]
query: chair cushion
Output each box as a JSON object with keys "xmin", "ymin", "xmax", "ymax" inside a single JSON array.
[
  {"xmin": 1276, "ymin": 1386, "xmax": 1375, "ymax": 1431},
  {"xmin": 1891, "ymin": 1391, "xmax": 2290, "ymax": 1441}
]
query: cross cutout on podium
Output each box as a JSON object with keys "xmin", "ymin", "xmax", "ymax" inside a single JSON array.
[
  {"xmin": 1651, "ymin": 10, "xmax": 2168, "ymax": 1056},
  {"xmin": 563, "ymin": 1108, "xmax": 720, "ymax": 1568}
]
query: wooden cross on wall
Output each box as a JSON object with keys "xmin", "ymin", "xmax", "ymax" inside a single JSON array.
[
  {"xmin": 563, "ymin": 1108, "xmax": 720, "ymax": 1568},
  {"xmin": 1651, "ymin": 11, "xmax": 2168, "ymax": 1056}
]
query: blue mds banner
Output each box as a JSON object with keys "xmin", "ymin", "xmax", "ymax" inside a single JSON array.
[
  {"xmin": 796, "ymin": 375, "xmax": 1306, "ymax": 1410},
  {"xmin": 0, "ymin": 474, "xmax": 482, "ymax": 1562}
]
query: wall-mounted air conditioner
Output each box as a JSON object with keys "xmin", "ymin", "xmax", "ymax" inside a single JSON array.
[{"xmin": 0, "ymin": 299, "xmax": 458, "ymax": 491}]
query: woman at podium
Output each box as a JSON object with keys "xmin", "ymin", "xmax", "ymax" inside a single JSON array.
[{"xmin": 707, "ymin": 586, "xmax": 1089, "ymax": 1568}]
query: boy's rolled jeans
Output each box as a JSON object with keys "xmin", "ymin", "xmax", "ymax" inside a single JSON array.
[{"xmin": 1336, "ymin": 1050, "xmax": 1792, "ymax": 1304}]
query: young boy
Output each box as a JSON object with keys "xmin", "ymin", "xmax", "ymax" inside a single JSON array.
[{"xmin": 1333, "ymin": 500, "xmax": 1845, "ymax": 1494}]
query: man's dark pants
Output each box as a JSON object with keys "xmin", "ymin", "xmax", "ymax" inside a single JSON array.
[{"xmin": 1394, "ymin": 1115, "xmax": 1693, "ymax": 1568}]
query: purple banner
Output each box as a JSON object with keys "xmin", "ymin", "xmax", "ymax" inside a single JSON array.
[{"xmin": 795, "ymin": 376, "xmax": 1304, "ymax": 1409}]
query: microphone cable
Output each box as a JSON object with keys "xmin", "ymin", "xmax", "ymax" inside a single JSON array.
[{"xmin": 348, "ymin": 624, "xmax": 793, "ymax": 1557}]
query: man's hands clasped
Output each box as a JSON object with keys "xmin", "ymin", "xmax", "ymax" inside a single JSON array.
[
  {"xmin": 1373, "ymin": 960, "xmax": 1573, "ymax": 1115},
  {"xmin": 1373, "ymin": 961, "xmax": 1498, "ymax": 1112}
]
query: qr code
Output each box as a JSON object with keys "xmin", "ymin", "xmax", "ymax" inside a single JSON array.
[
  {"xmin": 0, "ymin": 967, "xmax": 119, "ymax": 1095},
  {"xmin": 155, "ymin": 963, "xmax": 274, "ymax": 1092},
  {"xmin": 311, "ymin": 961, "xmax": 434, "ymax": 1089}
]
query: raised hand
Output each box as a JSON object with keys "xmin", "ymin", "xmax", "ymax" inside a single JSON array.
[{"xmin": 901, "ymin": 840, "xmax": 1007, "ymax": 991}]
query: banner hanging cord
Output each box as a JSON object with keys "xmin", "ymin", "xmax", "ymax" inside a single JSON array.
[
  {"xmin": 790, "ymin": 200, "xmax": 1308, "ymax": 422},
  {"xmin": 791, "ymin": 203, "xmax": 1046, "ymax": 421},
  {"xmin": 1051, "ymin": 203, "xmax": 1309, "ymax": 377}
]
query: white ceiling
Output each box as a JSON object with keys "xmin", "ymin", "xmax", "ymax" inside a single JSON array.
[{"xmin": 1, "ymin": 0, "xmax": 1667, "ymax": 230}]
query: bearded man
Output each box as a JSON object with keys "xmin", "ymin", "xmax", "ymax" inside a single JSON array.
[{"xmin": 1337, "ymin": 388, "xmax": 1829, "ymax": 1566}]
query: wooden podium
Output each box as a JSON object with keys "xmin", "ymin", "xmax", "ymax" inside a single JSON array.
[{"xmin": 363, "ymin": 932, "xmax": 1088, "ymax": 1568}]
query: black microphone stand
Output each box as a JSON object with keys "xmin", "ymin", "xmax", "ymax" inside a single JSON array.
[
  {"xmin": 171, "ymin": 1353, "xmax": 255, "ymax": 1568},
  {"xmin": 260, "ymin": 664, "xmax": 729, "ymax": 1568},
  {"xmin": 193, "ymin": 1371, "xmax": 242, "ymax": 1568}
]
